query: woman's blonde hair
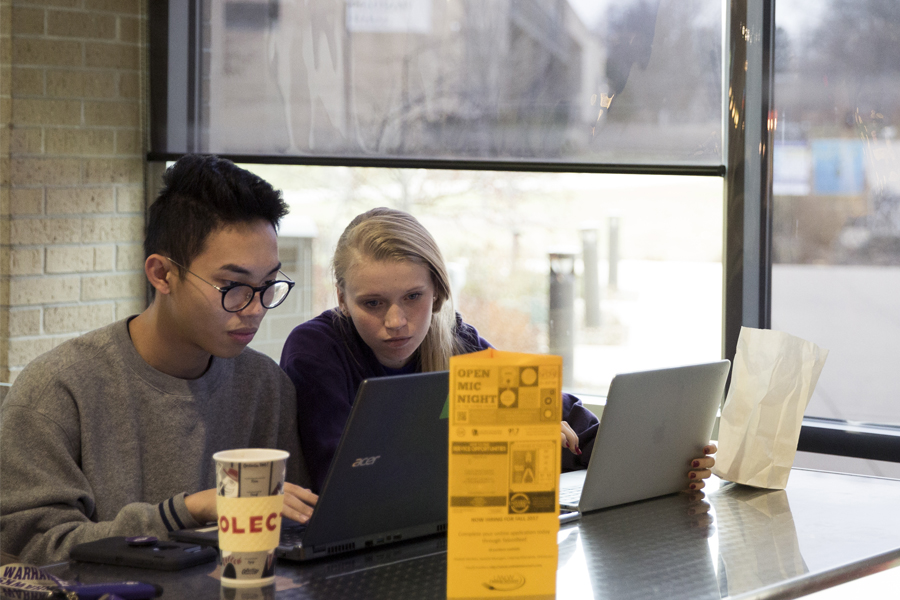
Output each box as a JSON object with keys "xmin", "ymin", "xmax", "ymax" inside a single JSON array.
[{"xmin": 333, "ymin": 207, "xmax": 460, "ymax": 372}]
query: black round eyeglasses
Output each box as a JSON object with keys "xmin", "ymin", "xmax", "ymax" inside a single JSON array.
[{"xmin": 166, "ymin": 258, "xmax": 295, "ymax": 313}]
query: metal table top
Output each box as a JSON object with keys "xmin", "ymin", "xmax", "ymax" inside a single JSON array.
[{"xmin": 43, "ymin": 468, "xmax": 900, "ymax": 599}]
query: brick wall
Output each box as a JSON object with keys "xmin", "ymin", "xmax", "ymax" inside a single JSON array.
[{"xmin": 1, "ymin": 0, "xmax": 148, "ymax": 383}]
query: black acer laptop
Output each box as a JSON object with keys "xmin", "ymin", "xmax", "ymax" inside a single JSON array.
[{"xmin": 172, "ymin": 371, "xmax": 451, "ymax": 561}]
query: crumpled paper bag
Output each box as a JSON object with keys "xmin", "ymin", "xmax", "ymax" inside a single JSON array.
[{"xmin": 712, "ymin": 327, "xmax": 828, "ymax": 489}]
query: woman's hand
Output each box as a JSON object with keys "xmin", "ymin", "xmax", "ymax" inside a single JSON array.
[
  {"xmin": 282, "ymin": 482, "xmax": 318, "ymax": 523},
  {"xmin": 686, "ymin": 443, "xmax": 717, "ymax": 491},
  {"xmin": 560, "ymin": 421, "xmax": 582, "ymax": 456}
]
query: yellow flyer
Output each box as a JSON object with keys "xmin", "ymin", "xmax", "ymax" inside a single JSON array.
[{"xmin": 447, "ymin": 349, "xmax": 561, "ymax": 599}]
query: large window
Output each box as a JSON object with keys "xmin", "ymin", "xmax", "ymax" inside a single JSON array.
[
  {"xmin": 773, "ymin": 0, "xmax": 900, "ymax": 430},
  {"xmin": 150, "ymin": 0, "xmax": 730, "ymax": 399},
  {"xmin": 245, "ymin": 166, "xmax": 723, "ymax": 398}
]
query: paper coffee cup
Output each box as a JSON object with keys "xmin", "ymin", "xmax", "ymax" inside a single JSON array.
[{"xmin": 213, "ymin": 449, "xmax": 288, "ymax": 587}]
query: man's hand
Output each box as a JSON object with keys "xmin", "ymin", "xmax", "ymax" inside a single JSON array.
[
  {"xmin": 184, "ymin": 488, "xmax": 218, "ymax": 524},
  {"xmin": 282, "ymin": 483, "xmax": 318, "ymax": 523},
  {"xmin": 185, "ymin": 483, "xmax": 318, "ymax": 526}
]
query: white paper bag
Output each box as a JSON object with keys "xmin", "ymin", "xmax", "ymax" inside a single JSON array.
[{"xmin": 712, "ymin": 327, "xmax": 828, "ymax": 489}]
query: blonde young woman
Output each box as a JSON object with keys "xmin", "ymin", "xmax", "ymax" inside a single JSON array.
[{"xmin": 280, "ymin": 208, "xmax": 716, "ymax": 492}]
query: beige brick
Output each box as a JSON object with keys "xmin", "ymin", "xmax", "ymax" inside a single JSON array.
[
  {"xmin": 8, "ymin": 336, "xmax": 55, "ymax": 366},
  {"xmin": 11, "ymin": 7, "xmax": 45, "ymax": 35},
  {"xmin": 9, "ymin": 308, "xmax": 42, "ymax": 337},
  {"xmin": 0, "ymin": 5, "xmax": 9, "ymax": 36},
  {"xmin": 84, "ymin": 100, "xmax": 138, "ymax": 127},
  {"xmin": 12, "ymin": 98, "xmax": 81, "ymax": 126},
  {"xmin": 118, "ymin": 70, "xmax": 139, "ymax": 98},
  {"xmin": 10, "ymin": 127, "xmax": 42, "ymax": 153},
  {"xmin": 10, "ymin": 248, "xmax": 44, "ymax": 275},
  {"xmin": 85, "ymin": 0, "xmax": 140, "ymax": 15},
  {"xmin": 115, "ymin": 185, "xmax": 143, "ymax": 212},
  {"xmin": 46, "ymin": 245, "xmax": 93, "ymax": 272},
  {"xmin": 7, "ymin": 369, "xmax": 23, "ymax": 385},
  {"xmin": 46, "ymin": 128, "xmax": 115, "ymax": 155},
  {"xmin": 83, "ymin": 157, "xmax": 141, "ymax": 184},
  {"xmin": 94, "ymin": 245, "xmax": 114, "ymax": 270},
  {"xmin": 10, "ymin": 157, "xmax": 81, "ymax": 185},
  {"xmin": 10, "ymin": 275, "xmax": 80, "ymax": 305},
  {"xmin": 44, "ymin": 302, "xmax": 115, "ymax": 333},
  {"xmin": 115, "ymin": 128, "xmax": 141, "ymax": 154},
  {"xmin": 1, "ymin": 97, "xmax": 10, "ymax": 125},
  {"xmin": 84, "ymin": 42, "xmax": 138, "ymax": 70},
  {"xmin": 11, "ymin": 217, "xmax": 82, "ymax": 244},
  {"xmin": 48, "ymin": 10, "xmax": 116, "ymax": 39},
  {"xmin": 81, "ymin": 215, "xmax": 143, "ymax": 242},
  {"xmin": 116, "ymin": 242, "xmax": 143, "ymax": 270},
  {"xmin": 45, "ymin": 69, "xmax": 83, "ymax": 97},
  {"xmin": 116, "ymin": 298, "xmax": 145, "ymax": 319},
  {"xmin": 47, "ymin": 186, "xmax": 114, "ymax": 214},
  {"xmin": 1, "ymin": 326, "xmax": 8, "ymax": 372},
  {"xmin": 81, "ymin": 271, "xmax": 144, "ymax": 300},
  {"xmin": 10, "ymin": 188, "xmax": 44, "ymax": 215},
  {"xmin": 11, "ymin": 67, "xmax": 44, "ymax": 96},
  {"xmin": 117, "ymin": 15, "xmax": 140, "ymax": 42},
  {"xmin": 83, "ymin": 70, "xmax": 117, "ymax": 98},
  {"xmin": 13, "ymin": 37, "xmax": 83, "ymax": 67},
  {"xmin": 15, "ymin": 0, "xmax": 80, "ymax": 8},
  {"xmin": 46, "ymin": 69, "xmax": 117, "ymax": 99}
]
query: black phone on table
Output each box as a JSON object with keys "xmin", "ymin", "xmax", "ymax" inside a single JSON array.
[{"xmin": 70, "ymin": 536, "xmax": 217, "ymax": 571}]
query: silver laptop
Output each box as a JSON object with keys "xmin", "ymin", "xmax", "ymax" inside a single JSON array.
[{"xmin": 560, "ymin": 360, "xmax": 730, "ymax": 513}]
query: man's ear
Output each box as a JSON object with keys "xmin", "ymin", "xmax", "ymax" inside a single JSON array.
[{"xmin": 145, "ymin": 254, "xmax": 175, "ymax": 295}]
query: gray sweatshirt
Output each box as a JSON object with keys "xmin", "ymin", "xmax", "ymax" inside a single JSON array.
[{"xmin": 0, "ymin": 318, "xmax": 309, "ymax": 565}]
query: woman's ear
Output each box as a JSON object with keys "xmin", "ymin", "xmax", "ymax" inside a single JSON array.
[
  {"xmin": 336, "ymin": 286, "xmax": 349, "ymax": 316},
  {"xmin": 145, "ymin": 254, "xmax": 174, "ymax": 296}
]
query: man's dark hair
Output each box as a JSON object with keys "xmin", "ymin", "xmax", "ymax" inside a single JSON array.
[{"xmin": 144, "ymin": 154, "xmax": 289, "ymax": 274}]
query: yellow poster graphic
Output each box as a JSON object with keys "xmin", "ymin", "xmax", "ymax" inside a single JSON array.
[{"xmin": 448, "ymin": 349, "xmax": 561, "ymax": 599}]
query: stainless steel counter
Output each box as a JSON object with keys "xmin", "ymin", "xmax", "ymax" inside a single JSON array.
[{"xmin": 44, "ymin": 468, "xmax": 900, "ymax": 599}]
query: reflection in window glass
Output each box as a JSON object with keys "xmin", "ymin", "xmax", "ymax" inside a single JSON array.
[
  {"xmin": 773, "ymin": 0, "xmax": 900, "ymax": 425},
  {"xmin": 189, "ymin": 0, "xmax": 724, "ymax": 166},
  {"xmin": 246, "ymin": 166, "xmax": 723, "ymax": 397}
]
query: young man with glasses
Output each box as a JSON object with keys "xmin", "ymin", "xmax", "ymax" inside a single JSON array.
[{"xmin": 0, "ymin": 155, "xmax": 317, "ymax": 564}]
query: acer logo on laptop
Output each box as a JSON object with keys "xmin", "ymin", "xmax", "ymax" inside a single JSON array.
[{"xmin": 352, "ymin": 456, "xmax": 381, "ymax": 467}]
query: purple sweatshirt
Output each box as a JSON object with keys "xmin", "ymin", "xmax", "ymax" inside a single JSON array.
[{"xmin": 281, "ymin": 309, "xmax": 599, "ymax": 492}]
